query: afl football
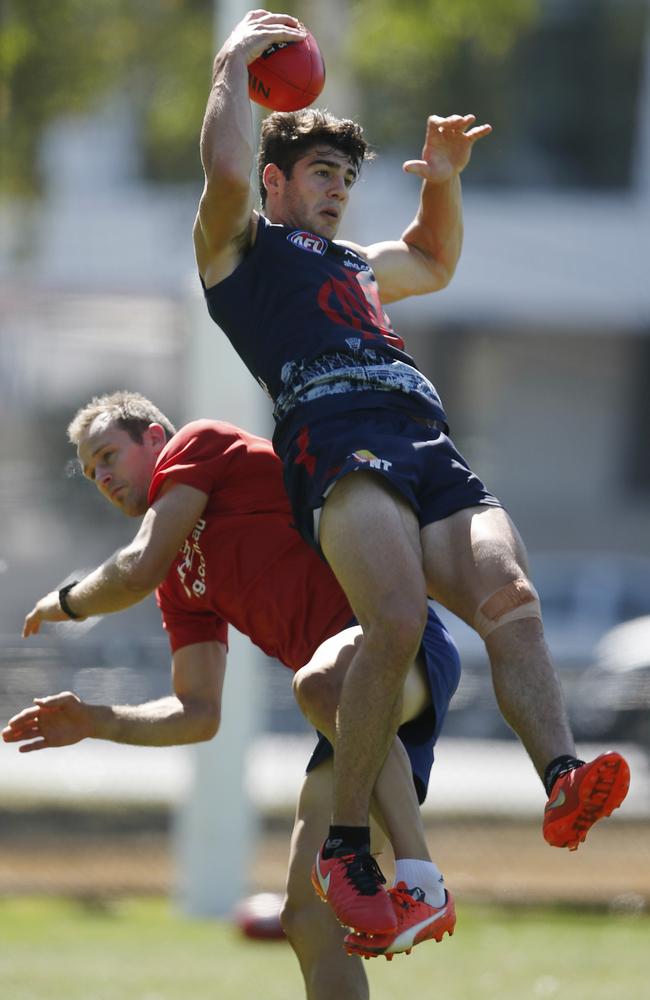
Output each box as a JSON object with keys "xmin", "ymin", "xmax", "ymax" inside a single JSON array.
[{"xmin": 248, "ymin": 29, "xmax": 325, "ymax": 112}]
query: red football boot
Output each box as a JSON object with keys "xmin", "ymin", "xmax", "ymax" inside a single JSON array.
[
  {"xmin": 311, "ymin": 845, "xmax": 397, "ymax": 934},
  {"xmin": 543, "ymin": 751, "xmax": 630, "ymax": 851},
  {"xmin": 344, "ymin": 883, "xmax": 456, "ymax": 960}
]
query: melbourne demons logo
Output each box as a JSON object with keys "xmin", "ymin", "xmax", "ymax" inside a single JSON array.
[
  {"xmin": 288, "ymin": 230, "xmax": 327, "ymax": 255},
  {"xmin": 317, "ymin": 269, "xmax": 405, "ymax": 349}
]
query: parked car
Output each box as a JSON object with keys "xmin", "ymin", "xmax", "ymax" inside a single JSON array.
[{"xmin": 572, "ymin": 615, "xmax": 650, "ymax": 748}]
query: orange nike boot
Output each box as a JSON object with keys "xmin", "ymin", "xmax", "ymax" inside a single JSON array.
[
  {"xmin": 344, "ymin": 883, "xmax": 456, "ymax": 960},
  {"xmin": 543, "ymin": 751, "xmax": 630, "ymax": 850}
]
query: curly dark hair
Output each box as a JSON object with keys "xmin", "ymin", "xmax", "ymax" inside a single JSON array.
[{"xmin": 257, "ymin": 108, "xmax": 372, "ymax": 207}]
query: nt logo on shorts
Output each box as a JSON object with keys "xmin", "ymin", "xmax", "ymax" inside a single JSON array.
[{"xmin": 351, "ymin": 449, "xmax": 392, "ymax": 471}]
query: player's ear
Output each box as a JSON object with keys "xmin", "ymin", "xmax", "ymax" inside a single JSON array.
[
  {"xmin": 147, "ymin": 423, "xmax": 167, "ymax": 454},
  {"xmin": 263, "ymin": 162, "xmax": 283, "ymax": 199}
]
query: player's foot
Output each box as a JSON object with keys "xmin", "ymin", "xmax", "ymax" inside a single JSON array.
[
  {"xmin": 344, "ymin": 883, "xmax": 456, "ymax": 960},
  {"xmin": 543, "ymin": 750, "xmax": 630, "ymax": 851},
  {"xmin": 311, "ymin": 845, "xmax": 397, "ymax": 934}
]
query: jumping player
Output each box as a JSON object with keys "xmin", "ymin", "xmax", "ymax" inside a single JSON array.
[
  {"xmin": 193, "ymin": 8, "xmax": 630, "ymax": 936},
  {"xmin": 4, "ymin": 390, "xmax": 459, "ymax": 994}
]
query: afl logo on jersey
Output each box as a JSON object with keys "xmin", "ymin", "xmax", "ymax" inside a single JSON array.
[{"xmin": 288, "ymin": 230, "xmax": 327, "ymax": 255}]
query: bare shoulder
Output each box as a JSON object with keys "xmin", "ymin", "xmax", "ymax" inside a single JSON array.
[
  {"xmin": 335, "ymin": 238, "xmax": 370, "ymax": 261},
  {"xmin": 335, "ymin": 237, "xmax": 428, "ymax": 304},
  {"xmin": 195, "ymin": 210, "xmax": 259, "ymax": 291},
  {"xmin": 335, "ymin": 236, "xmax": 411, "ymax": 271}
]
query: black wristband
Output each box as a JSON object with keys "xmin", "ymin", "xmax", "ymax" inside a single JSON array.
[{"xmin": 59, "ymin": 581, "xmax": 82, "ymax": 620}]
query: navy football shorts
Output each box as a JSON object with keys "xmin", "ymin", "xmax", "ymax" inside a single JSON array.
[
  {"xmin": 282, "ymin": 407, "xmax": 502, "ymax": 553},
  {"xmin": 305, "ymin": 604, "xmax": 461, "ymax": 804}
]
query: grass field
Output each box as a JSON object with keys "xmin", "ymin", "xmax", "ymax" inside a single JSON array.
[{"xmin": 0, "ymin": 896, "xmax": 647, "ymax": 1000}]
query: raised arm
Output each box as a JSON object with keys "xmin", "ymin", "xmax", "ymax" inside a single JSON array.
[
  {"xmin": 346, "ymin": 114, "xmax": 492, "ymax": 304},
  {"xmin": 22, "ymin": 481, "xmax": 208, "ymax": 636},
  {"xmin": 2, "ymin": 641, "xmax": 226, "ymax": 751},
  {"xmin": 193, "ymin": 9, "xmax": 306, "ymax": 288}
]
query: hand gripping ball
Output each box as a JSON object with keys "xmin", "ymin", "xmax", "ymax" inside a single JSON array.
[{"xmin": 248, "ymin": 30, "xmax": 325, "ymax": 112}]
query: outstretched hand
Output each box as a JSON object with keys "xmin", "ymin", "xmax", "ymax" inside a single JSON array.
[
  {"xmin": 403, "ymin": 114, "xmax": 492, "ymax": 184},
  {"xmin": 23, "ymin": 589, "xmax": 85, "ymax": 637},
  {"xmin": 2, "ymin": 692, "xmax": 93, "ymax": 752}
]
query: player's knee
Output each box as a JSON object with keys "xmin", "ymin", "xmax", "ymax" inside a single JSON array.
[
  {"xmin": 292, "ymin": 666, "xmax": 321, "ymax": 713},
  {"xmin": 293, "ymin": 667, "xmax": 334, "ymax": 724},
  {"xmin": 474, "ymin": 577, "xmax": 542, "ymax": 640},
  {"xmin": 368, "ymin": 599, "xmax": 428, "ymax": 661}
]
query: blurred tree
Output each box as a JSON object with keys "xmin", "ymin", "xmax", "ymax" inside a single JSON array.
[
  {"xmin": 1, "ymin": 0, "xmax": 540, "ymax": 197},
  {"xmin": 347, "ymin": 0, "xmax": 647, "ymax": 190},
  {"xmin": 1, "ymin": 0, "xmax": 213, "ymax": 196},
  {"xmin": 346, "ymin": 0, "xmax": 539, "ymax": 151}
]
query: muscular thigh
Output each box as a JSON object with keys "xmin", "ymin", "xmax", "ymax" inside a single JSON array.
[
  {"xmin": 319, "ymin": 471, "xmax": 427, "ymax": 629},
  {"xmin": 421, "ymin": 505, "xmax": 531, "ymax": 626}
]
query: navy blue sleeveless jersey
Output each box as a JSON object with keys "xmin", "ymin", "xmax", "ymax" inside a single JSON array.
[{"xmin": 202, "ymin": 215, "xmax": 448, "ymax": 442}]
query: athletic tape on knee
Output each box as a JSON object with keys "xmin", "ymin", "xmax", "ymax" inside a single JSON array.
[{"xmin": 473, "ymin": 578, "xmax": 542, "ymax": 640}]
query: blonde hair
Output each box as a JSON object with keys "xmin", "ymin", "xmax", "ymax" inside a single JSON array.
[{"xmin": 67, "ymin": 390, "xmax": 176, "ymax": 446}]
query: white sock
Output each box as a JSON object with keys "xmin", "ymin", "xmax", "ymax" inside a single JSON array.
[{"xmin": 394, "ymin": 859, "xmax": 446, "ymax": 908}]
